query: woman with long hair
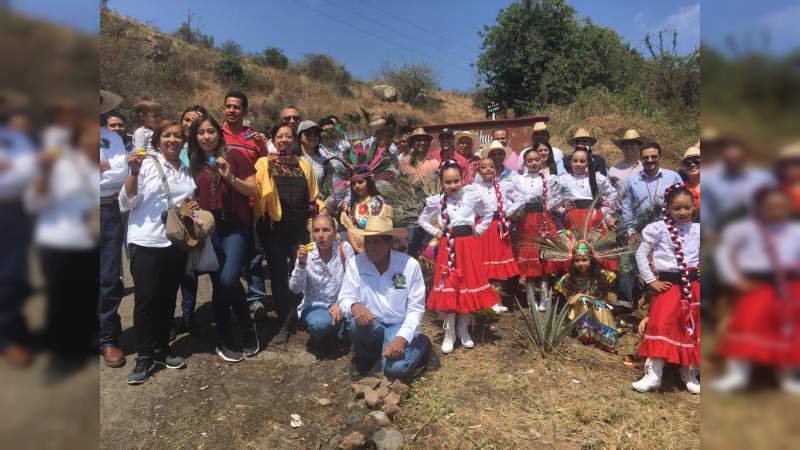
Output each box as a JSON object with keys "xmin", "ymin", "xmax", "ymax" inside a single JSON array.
[{"xmin": 340, "ymin": 164, "xmax": 386, "ymax": 254}]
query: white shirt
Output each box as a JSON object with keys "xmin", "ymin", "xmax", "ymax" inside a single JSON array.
[
  {"xmin": 557, "ymin": 171, "xmax": 617, "ymax": 216},
  {"xmin": 715, "ymin": 218, "xmax": 800, "ymax": 284},
  {"xmin": 289, "ymin": 239, "xmax": 355, "ymax": 315},
  {"xmin": 99, "ymin": 127, "xmax": 128, "ymax": 198},
  {"xmin": 0, "ymin": 127, "xmax": 36, "ymax": 201},
  {"xmin": 131, "ymin": 126, "xmax": 155, "ymax": 152},
  {"xmin": 607, "ymin": 160, "xmax": 642, "ymax": 194},
  {"xmin": 636, "ymin": 221, "xmax": 701, "ymax": 284},
  {"xmin": 470, "ymin": 176, "xmax": 521, "ymax": 216},
  {"xmin": 119, "ymin": 153, "xmax": 196, "ymax": 248},
  {"xmin": 510, "ymin": 171, "xmax": 561, "ymax": 213},
  {"xmin": 418, "ymin": 189, "xmax": 492, "ymax": 237},
  {"xmin": 519, "ymin": 145, "xmax": 567, "ymax": 175},
  {"xmin": 25, "ymin": 150, "xmax": 99, "ymax": 249},
  {"xmin": 338, "ymin": 251, "xmax": 426, "ymax": 343}
]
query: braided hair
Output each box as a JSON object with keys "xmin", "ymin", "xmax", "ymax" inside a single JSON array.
[
  {"xmin": 438, "ymin": 160, "xmax": 463, "ymax": 279},
  {"xmin": 572, "ymin": 144, "xmax": 598, "ymax": 198},
  {"xmin": 662, "ymin": 183, "xmax": 696, "ymax": 332}
]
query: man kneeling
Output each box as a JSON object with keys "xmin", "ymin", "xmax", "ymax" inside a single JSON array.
[{"xmin": 338, "ymin": 215, "xmax": 432, "ymax": 380}]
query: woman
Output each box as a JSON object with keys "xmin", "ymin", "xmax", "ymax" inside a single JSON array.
[
  {"xmin": 188, "ymin": 116, "xmax": 260, "ymax": 363},
  {"xmin": 120, "ymin": 120, "xmax": 198, "ymax": 385},
  {"xmin": 679, "ymin": 145, "xmax": 701, "ymax": 209},
  {"xmin": 340, "ymin": 165, "xmax": 386, "ymax": 253},
  {"xmin": 297, "ymin": 120, "xmax": 330, "ymax": 187},
  {"xmin": 531, "ymin": 138, "xmax": 562, "ymax": 177},
  {"xmin": 178, "ymin": 105, "xmax": 208, "ymax": 166},
  {"xmin": 254, "ymin": 122, "xmax": 327, "ymax": 345},
  {"xmin": 289, "ymin": 215, "xmax": 354, "ymax": 355},
  {"xmin": 454, "ymin": 130, "xmax": 479, "ymax": 184},
  {"xmin": 26, "ymin": 120, "xmax": 100, "ymax": 382}
]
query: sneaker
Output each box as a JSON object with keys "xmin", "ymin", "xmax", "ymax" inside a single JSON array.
[
  {"xmin": 127, "ymin": 357, "xmax": 156, "ymax": 385},
  {"xmin": 153, "ymin": 350, "xmax": 187, "ymax": 369},
  {"xmin": 249, "ymin": 301, "xmax": 267, "ymax": 321},
  {"xmin": 242, "ymin": 324, "xmax": 261, "ymax": 358},
  {"xmin": 215, "ymin": 344, "xmax": 244, "ymax": 363},
  {"xmin": 491, "ymin": 303, "xmax": 508, "ymax": 313}
]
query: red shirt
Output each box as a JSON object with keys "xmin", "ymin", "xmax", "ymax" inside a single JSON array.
[
  {"xmin": 222, "ymin": 122, "xmax": 268, "ymax": 166},
  {"xmin": 194, "ymin": 149, "xmax": 255, "ymax": 227}
]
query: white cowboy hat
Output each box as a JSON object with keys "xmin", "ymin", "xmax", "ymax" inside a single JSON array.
[
  {"xmin": 480, "ymin": 140, "xmax": 510, "ymax": 159},
  {"xmin": 100, "ymin": 90, "xmax": 123, "ymax": 115}
]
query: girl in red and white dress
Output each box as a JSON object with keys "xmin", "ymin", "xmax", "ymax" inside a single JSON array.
[
  {"xmin": 632, "ymin": 184, "xmax": 701, "ymax": 394},
  {"xmin": 511, "ymin": 147, "xmax": 562, "ymax": 311},
  {"xmin": 712, "ymin": 186, "xmax": 800, "ymax": 393},
  {"xmin": 418, "ymin": 160, "xmax": 499, "ymax": 354},
  {"xmin": 472, "ymin": 142, "xmax": 522, "ymax": 312}
]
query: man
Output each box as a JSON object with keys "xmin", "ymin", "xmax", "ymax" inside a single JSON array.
[
  {"xmin": 492, "ymin": 128, "xmax": 509, "ymax": 147},
  {"xmin": 511, "ymin": 121, "xmax": 566, "ymax": 173},
  {"xmin": 338, "ymin": 215, "xmax": 432, "ymax": 380},
  {"xmin": 430, "ymin": 128, "xmax": 467, "ymax": 171},
  {"xmin": 563, "ymin": 128, "xmax": 608, "ymax": 176},
  {"xmin": 98, "ymin": 90, "xmax": 129, "ymax": 367},
  {"xmin": 608, "ymin": 129, "xmax": 645, "ymax": 194},
  {"xmin": 474, "ymin": 140, "xmax": 515, "ymax": 183},
  {"xmin": 221, "ymin": 91, "xmax": 271, "ymax": 317},
  {"xmin": 618, "ymin": 142, "xmax": 683, "ymax": 313},
  {"xmin": 397, "ymin": 133, "xmax": 410, "ymax": 158},
  {"xmin": 104, "ymin": 111, "xmax": 132, "ymax": 153}
]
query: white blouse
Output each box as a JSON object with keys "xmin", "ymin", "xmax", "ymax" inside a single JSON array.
[
  {"xmin": 636, "ymin": 221, "xmax": 701, "ymax": 284},
  {"xmin": 511, "ymin": 171, "xmax": 561, "ymax": 213},
  {"xmin": 119, "ymin": 153, "xmax": 196, "ymax": 248},
  {"xmin": 289, "ymin": 239, "xmax": 355, "ymax": 315},
  {"xmin": 715, "ymin": 218, "xmax": 800, "ymax": 284},
  {"xmin": 557, "ymin": 172, "xmax": 617, "ymax": 216},
  {"xmin": 470, "ymin": 177, "xmax": 522, "ymax": 216},
  {"xmin": 418, "ymin": 189, "xmax": 492, "ymax": 237}
]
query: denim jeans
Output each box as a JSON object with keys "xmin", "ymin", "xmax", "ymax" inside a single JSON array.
[
  {"xmin": 246, "ymin": 221, "xmax": 267, "ymax": 304},
  {"xmin": 99, "ymin": 201, "xmax": 124, "ymax": 349},
  {"xmin": 0, "ymin": 203, "xmax": 31, "ymax": 350},
  {"xmin": 177, "ymin": 273, "xmax": 197, "ymax": 321},
  {"xmin": 210, "ymin": 226, "xmax": 253, "ymax": 340},
  {"xmin": 346, "ymin": 317, "xmax": 431, "ymax": 380},
  {"xmin": 301, "ymin": 305, "xmax": 345, "ymax": 342},
  {"xmin": 616, "ymin": 232, "xmax": 641, "ymax": 310}
]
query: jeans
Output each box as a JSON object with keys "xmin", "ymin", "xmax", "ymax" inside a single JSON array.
[
  {"xmin": 260, "ymin": 221, "xmax": 309, "ymax": 323},
  {"xmin": 616, "ymin": 233, "xmax": 641, "ymax": 310},
  {"xmin": 99, "ymin": 201, "xmax": 124, "ymax": 349},
  {"xmin": 346, "ymin": 317, "xmax": 431, "ymax": 380},
  {"xmin": 177, "ymin": 273, "xmax": 197, "ymax": 322},
  {"xmin": 0, "ymin": 203, "xmax": 31, "ymax": 350},
  {"xmin": 301, "ymin": 305, "xmax": 345, "ymax": 342},
  {"xmin": 246, "ymin": 221, "xmax": 267, "ymax": 304},
  {"xmin": 210, "ymin": 226, "xmax": 253, "ymax": 341}
]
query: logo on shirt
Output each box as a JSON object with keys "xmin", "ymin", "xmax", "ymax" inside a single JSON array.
[
  {"xmin": 100, "ymin": 138, "xmax": 110, "ymax": 150},
  {"xmin": 391, "ymin": 273, "xmax": 407, "ymax": 289}
]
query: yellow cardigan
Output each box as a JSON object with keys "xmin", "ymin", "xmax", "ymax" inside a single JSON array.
[{"xmin": 253, "ymin": 156, "xmax": 326, "ymax": 223}]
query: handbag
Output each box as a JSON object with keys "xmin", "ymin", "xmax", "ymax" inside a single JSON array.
[{"xmin": 186, "ymin": 236, "xmax": 219, "ymax": 275}]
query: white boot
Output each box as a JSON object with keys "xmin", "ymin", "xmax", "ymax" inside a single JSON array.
[
  {"xmin": 778, "ymin": 367, "xmax": 800, "ymax": 394},
  {"xmin": 632, "ymin": 358, "xmax": 664, "ymax": 393},
  {"xmin": 456, "ymin": 314, "xmax": 475, "ymax": 349},
  {"xmin": 441, "ymin": 313, "xmax": 456, "ymax": 354},
  {"xmin": 538, "ymin": 281, "xmax": 550, "ymax": 312},
  {"xmin": 679, "ymin": 366, "xmax": 701, "ymax": 394},
  {"xmin": 491, "ymin": 303, "xmax": 508, "ymax": 313},
  {"xmin": 711, "ymin": 359, "xmax": 751, "ymax": 393}
]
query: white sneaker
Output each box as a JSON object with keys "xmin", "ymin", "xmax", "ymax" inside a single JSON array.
[
  {"xmin": 632, "ymin": 358, "xmax": 664, "ymax": 393},
  {"xmin": 456, "ymin": 314, "xmax": 474, "ymax": 349},
  {"xmin": 779, "ymin": 367, "xmax": 800, "ymax": 394},
  {"xmin": 679, "ymin": 366, "xmax": 701, "ymax": 394},
  {"xmin": 441, "ymin": 313, "xmax": 455, "ymax": 354},
  {"xmin": 710, "ymin": 359, "xmax": 751, "ymax": 393},
  {"xmin": 491, "ymin": 303, "xmax": 508, "ymax": 313}
]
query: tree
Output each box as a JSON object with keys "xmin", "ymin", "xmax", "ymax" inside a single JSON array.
[
  {"xmin": 219, "ymin": 40, "xmax": 243, "ymax": 58},
  {"xmin": 214, "ymin": 57, "xmax": 246, "ymax": 84},
  {"xmin": 255, "ymin": 47, "xmax": 289, "ymax": 70},
  {"xmin": 379, "ymin": 62, "xmax": 440, "ymax": 106},
  {"xmin": 295, "ymin": 54, "xmax": 353, "ymax": 94},
  {"xmin": 173, "ymin": 9, "xmax": 214, "ymax": 48}
]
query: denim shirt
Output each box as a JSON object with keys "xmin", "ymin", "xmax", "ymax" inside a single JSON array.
[{"xmin": 620, "ymin": 168, "xmax": 683, "ymax": 233}]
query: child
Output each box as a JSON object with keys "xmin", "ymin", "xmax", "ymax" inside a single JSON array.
[
  {"xmin": 712, "ymin": 186, "xmax": 800, "ymax": 393},
  {"xmin": 340, "ymin": 165, "xmax": 387, "ymax": 253},
  {"xmin": 473, "ymin": 142, "xmax": 521, "ymax": 312},
  {"xmin": 553, "ymin": 242, "xmax": 620, "ymax": 352},
  {"xmin": 131, "ymin": 98, "xmax": 162, "ymax": 153},
  {"xmin": 632, "ymin": 184, "xmax": 701, "ymax": 394},
  {"xmin": 512, "ymin": 148, "xmax": 562, "ymax": 311},
  {"xmin": 418, "ymin": 160, "xmax": 499, "ymax": 354}
]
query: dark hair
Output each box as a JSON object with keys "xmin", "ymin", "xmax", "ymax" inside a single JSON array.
[
  {"xmin": 492, "ymin": 128, "xmax": 509, "ymax": 138},
  {"xmin": 438, "ymin": 159, "xmax": 463, "ymax": 181},
  {"xmin": 318, "ymin": 116, "xmax": 335, "ymax": 127},
  {"xmin": 348, "ymin": 165, "xmax": 381, "ymax": 216},
  {"xmin": 187, "ymin": 116, "xmax": 225, "ymax": 177},
  {"xmin": 151, "ymin": 119, "xmax": 182, "ymax": 151},
  {"xmin": 180, "ymin": 105, "xmax": 209, "ymax": 138},
  {"xmin": 224, "ymin": 91, "xmax": 248, "ymax": 111},
  {"xmin": 134, "ymin": 98, "xmax": 161, "ymax": 117},
  {"xmin": 664, "ymin": 185, "xmax": 694, "ymax": 208},
  {"xmin": 641, "ymin": 142, "xmax": 662, "ymax": 155},
  {"xmin": 567, "ymin": 255, "xmax": 611, "ymax": 296},
  {"xmin": 752, "ymin": 184, "xmax": 786, "ymax": 207},
  {"xmin": 531, "ymin": 138, "xmax": 557, "ymax": 174},
  {"xmin": 572, "ymin": 146, "xmax": 599, "ymax": 197},
  {"xmin": 102, "ymin": 111, "xmax": 125, "ymax": 126}
]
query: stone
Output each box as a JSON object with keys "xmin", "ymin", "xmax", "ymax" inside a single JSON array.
[
  {"xmin": 373, "ymin": 429, "xmax": 404, "ymax": 450},
  {"xmin": 379, "ymin": 378, "xmax": 392, "ymax": 390},
  {"xmin": 316, "ymin": 398, "xmax": 333, "ymax": 406},
  {"xmin": 344, "ymin": 409, "xmax": 367, "ymax": 427},
  {"xmin": 381, "ymin": 402, "xmax": 400, "ymax": 415},
  {"xmin": 364, "ymin": 410, "xmax": 392, "ymax": 428},
  {"xmin": 351, "ymin": 384, "xmax": 367, "ymax": 398},
  {"xmin": 371, "ymin": 85, "xmax": 398, "ymax": 102},
  {"xmin": 389, "ymin": 381, "xmax": 409, "ymax": 397},
  {"xmin": 364, "ymin": 388, "xmax": 380, "ymax": 408},
  {"xmin": 338, "ymin": 431, "xmax": 366, "ymax": 450},
  {"xmin": 356, "ymin": 377, "xmax": 382, "ymax": 389}
]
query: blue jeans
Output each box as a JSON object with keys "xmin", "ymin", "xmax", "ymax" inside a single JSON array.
[
  {"xmin": 99, "ymin": 201, "xmax": 124, "ymax": 349},
  {"xmin": 301, "ymin": 305, "xmax": 345, "ymax": 342},
  {"xmin": 246, "ymin": 221, "xmax": 266, "ymax": 304},
  {"xmin": 346, "ymin": 317, "xmax": 431, "ymax": 380},
  {"xmin": 177, "ymin": 273, "xmax": 197, "ymax": 321},
  {"xmin": 210, "ymin": 226, "xmax": 253, "ymax": 340},
  {"xmin": 0, "ymin": 203, "xmax": 31, "ymax": 350}
]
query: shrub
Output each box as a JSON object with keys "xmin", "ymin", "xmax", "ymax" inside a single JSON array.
[
  {"xmin": 214, "ymin": 57, "xmax": 247, "ymax": 84},
  {"xmin": 255, "ymin": 47, "xmax": 289, "ymax": 70},
  {"xmin": 219, "ymin": 40, "xmax": 243, "ymax": 58},
  {"xmin": 379, "ymin": 62, "xmax": 440, "ymax": 106},
  {"xmin": 517, "ymin": 284, "xmax": 585, "ymax": 355}
]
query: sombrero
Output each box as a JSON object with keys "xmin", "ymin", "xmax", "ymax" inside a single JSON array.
[
  {"xmin": 407, "ymin": 127, "xmax": 433, "ymax": 145},
  {"xmin": 480, "ymin": 140, "xmax": 510, "ymax": 159},
  {"xmin": 350, "ymin": 209, "xmax": 407, "ymax": 239},
  {"xmin": 567, "ymin": 127, "xmax": 597, "ymax": 146},
  {"xmin": 613, "ymin": 129, "xmax": 646, "ymax": 149}
]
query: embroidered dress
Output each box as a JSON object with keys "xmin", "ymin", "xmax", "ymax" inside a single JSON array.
[
  {"xmin": 341, "ymin": 195, "xmax": 387, "ymax": 251},
  {"xmin": 554, "ymin": 270, "xmax": 620, "ymax": 352},
  {"xmin": 472, "ymin": 177, "xmax": 521, "ymax": 280},
  {"xmin": 511, "ymin": 171, "xmax": 563, "ymax": 277}
]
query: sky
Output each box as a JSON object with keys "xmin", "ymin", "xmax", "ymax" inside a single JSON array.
[{"xmin": 11, "ymin": 0, "xmax": 797, "ymax": 90}]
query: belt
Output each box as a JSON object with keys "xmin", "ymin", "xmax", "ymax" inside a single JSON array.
[
  {"xmin": 658, "ymin": 269, "xmax": 700, "ymax": 285},
  {"xmin": 492, "ymin": 211, "xmax": 500, "ymax": 220},
  {"xmin": 100, "ymin": 195, "xmax": 118, "ymax": 205},
  {"xmin": 572, "ymin": 199, "xmax": 600, "ymax": 209},
  {"xmin": 450, "ymin": 225, "xmax": 473, "ymax": 237},
  {"xmin": 524, "ymin": 202, "xmax": 543, "ymax": 213}
]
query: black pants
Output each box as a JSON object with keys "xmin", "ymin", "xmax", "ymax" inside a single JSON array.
[
  {"xmin": 260, "ymin": 220, "xmax": 309, "ymax": 323},
  {"xmin": 130, "ymin": 245, "xmax": 187, "ymax": 356},
  {"xmin": 38, "ymin": 247, "xmax": 99, "ymax": 357}
]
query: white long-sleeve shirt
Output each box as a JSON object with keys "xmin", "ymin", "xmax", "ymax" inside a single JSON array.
[
  {"xmin": 0, "ymin": 128, "xmax": 36, "ymax": 202},
  {"xmin": 417, "ymin": 189, "xmax": 493, "ymax": 237},
  {"xmin": 470, "ymin": 176, "xmax": 522, "ymax": 216},
  {"xmin": 715, "ymin": 218, "xmax": 800, "ymax": 285},
  {"xmin": 119, "ymin": 153, "xmax": 196, "ymax": 248},
  {"xmin": 99, "ymin": 127, "xmax": 128, "ymax": 198},
  {"xmin": 636, "ymin": 221, "xmax": 701, "ymax": 284},
  {"xmin": 510, "ymin": 171, "xmax": 561, "ymax": 213},
  {"xmin": 338, "ymin": 251, "xmax": 426, "ymax": 344},
  {"xmin": 557, "ymin": 171, "xmax": 617, "ymax": 216},
  {"xmin": 289, "ymin": 239, "xmax": 354, "ymax": 315},
  {"xmin": 131, "ymin": 126, "xmax": 155, "ymax": 152}
]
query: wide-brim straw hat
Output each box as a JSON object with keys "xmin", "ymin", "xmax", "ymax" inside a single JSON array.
[
  {"xmin": 777, "ymin": 141, "xmax": 800, "ymax": 160},
  {"xmin": 350, "ymin": 208, "xmax": 407, "ymax": 239},
  {"xmin": 100, "ymin": 90, "xmax": 123, "ymax": 115},
  {"xmin": 454, "ymin": 130, "xmax": 477, "ymax": 145},
  {"xmin": 407, "ymin": 127, "xmax": 433, "ymax": 145},
  {"xmin": 682, "ymin": 145, "xmax": 701, "ymax": 160},
  {"xmin": 532, "ymin": 121, "xmax": 549, "ymax": 132},
  {"xmin": 480, "ymin": 140, "xmax": 510, "ymax": 159},
  {"xmin": 613, "ymin": 129, "xmax": 646, "ymax": 149},
  {"xmin": 566, "ymin": 127, "xmax": 597, "ymax": 146}
]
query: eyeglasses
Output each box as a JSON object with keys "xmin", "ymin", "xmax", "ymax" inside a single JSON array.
[
  {"xmin": 641, "ymin": 156, "xmax": 660, "ymax": 161},
  {"xmin": 282, "ymin": 115, "xmax": 301, "ymax": 122},
  {"xmin": 682, "ymin": 157, "xmax": 700, "ymax": 167}
]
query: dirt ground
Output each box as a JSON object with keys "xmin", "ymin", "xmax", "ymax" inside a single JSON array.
[{"xmin": 99, "ymin": 255, "xmax": 705, "ymax": 450}]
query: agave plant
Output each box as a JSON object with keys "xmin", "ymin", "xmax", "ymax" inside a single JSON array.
[{"xmin": 516, "ymin": 285, "xmax": 586, "ymax": 355}]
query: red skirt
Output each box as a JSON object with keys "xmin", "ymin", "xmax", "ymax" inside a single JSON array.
[
  {"xmin": 717, "ymin": 281, "xmax": 800, "ymax": 366},
  {"xmin": 477, "ymin": 218, "xmax": 520, "ymax": 280},
  {"xmin": 564, "ymin": 208, "xmax": 618, "ymax": 271},
  {"xmin": 515, "ymin": 211, "xmax": 563, "ymax": 277},
  {"xmin": 638, "ymin": 280, "xmax": 700, "ymax": 366},
  {"xmin": 427, "ymin": 235, "xmax": 499, "ymax": 314}
]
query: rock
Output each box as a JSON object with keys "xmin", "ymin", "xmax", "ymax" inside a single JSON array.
[
  {"xmin": 364, "ymin": 410, "xmax": 392, "ymax": 428},
  {"xmin": 357, "ymin": 377, "xmax": 382, "ymax": 389},
  {"xmin": 389, "ymin": 381, "xmax": 409, "ymax": 397},
  {"xmin": 371, "ymin": 85, "xmax": 398, "ymax": 102},
  {"xmin": 317, "ymin": 398, "xmax": 333, "ymax": 406},
  {"xmin": 344, "ymin": 409, "xmax": 366, "ymax": 427},
  {"xmin": 338, "ymin": 431, "xmax": 366, "ymax": 449},
  {"xmin": 379, "ymin": 378, "xmax": 392, "ymax": 390},
  {"xmin": 351, "ymin": 384, "xmax": 367, "ymax": 398},
  {"xmin": 364, "ymin": 388, "xmax": 381, "ymax": 408},
  {"xmin": 373, "ymin": 429, "xmax": 404, "ymax": 450},
  {"xmin": 381, "ymin": 402, "xmax": 400, "ymax": 415}
]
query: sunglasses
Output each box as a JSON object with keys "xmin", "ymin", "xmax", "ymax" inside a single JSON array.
[
  {"xmin": 641, "ymin": 155, "xmax": 660, "ymax": 161},
  {"xmin": 282, "ymin": 115, "xmax": 301, "ymax": 122},
  {"xmin": 682, "ymin": 157, "xmax": 700, "ymax": 167}
]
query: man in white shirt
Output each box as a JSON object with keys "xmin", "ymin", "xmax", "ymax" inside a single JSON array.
[
  {"xmin": 338, "ymin": 215, "xmax": 432, "ymax": 381},
  {"xmin": 513, "ymin": 121, "xmax": 566, "ymax": 174}
]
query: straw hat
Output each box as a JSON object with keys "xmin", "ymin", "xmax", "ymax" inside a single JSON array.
[
  {"xmin": 777, "ymin": 141, "xmax": 800, "ymax": 160},
  {"xmin": 532, "ymin": 121, "xmax": 549, "ymax": 132},
  {"xmin": 454, "ymin": 130, "xmax": 477, "ymax": 145},
  {"xmin": 682, "ymin": 145, "xmax": 701, "ymax": 160},
  {"xmin": 613, "ymin": 129, "xmax": 646, "ymax": 149},
  {"xmin": 100, "ymin": 90, "xmax": 122, "ymax": 115},
  {"xmin": 407, "ymin": 127, "xmax": 433, "ymax": 145},
  {"xmin": 480, "ymin": 140, "xmax": 510, "ymax": 159},
  {"xmin": 350, "ymin": 208, "xmax": 407, "ymax": 239},
  {"xmin": 566, "ymin": 127, "xmax": 597, "ymax": 146}
]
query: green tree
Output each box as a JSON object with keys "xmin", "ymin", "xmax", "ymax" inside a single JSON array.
[
  {"xmin": 214, "ymin": 57, "xmax": 246, "ymax": 84},
  {"xmin": 219, "ymin": 40, "xmax": 243, "ymax": 58},
  {"xmin": 379, "ymin": 62, "xmax": 440, "ymax": 106},
  {"xmin": 255, "ymin": 47, "xmax": 289, "ymax": 70}
]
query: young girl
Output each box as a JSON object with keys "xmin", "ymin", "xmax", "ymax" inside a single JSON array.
[
  {"xmin": 632, "ymin": 184, "xmax": 701, "ymax": 394},
  {"xmin": 512, "ymin": 148, "xmax": 562, "ymax": 311},
  {"xmin": 418, "ymin": 160, "xmax": 499, "ymax": 354},
  {"xmin": 553, "ymin": 243, "xmax": 620, "ymax": 353},
  {"xmin": 712, "ymin": 186, "xmax": 800, "ymax": 393},
  {"xmin": 340, "ymin": 165, "xmax": 386, "ymax": 253}
]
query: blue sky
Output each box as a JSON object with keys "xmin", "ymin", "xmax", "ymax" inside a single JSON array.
[{"xmin": 14, "ymin": 1, "xmax": 796, "ymax": 89}]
